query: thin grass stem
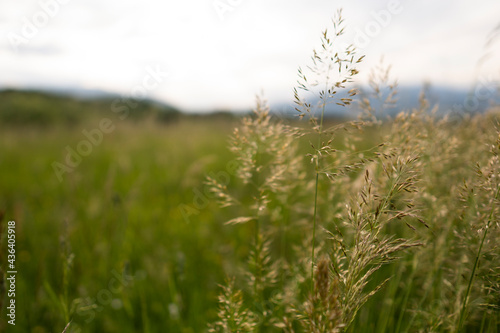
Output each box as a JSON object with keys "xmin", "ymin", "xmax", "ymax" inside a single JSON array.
[
  {"xmin": 457, "ymin": 185, "xmax": 500, "ymax": 332},
  {"xmin": 311, "ymin": 77, "xmax": 328, "ymax": 295}
]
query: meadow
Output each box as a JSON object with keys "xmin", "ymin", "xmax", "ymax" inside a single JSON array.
[
  {"xmin": 0, "ymin": 112, "xmax": 239, "ymax": 332},
  {"xmin": 1, "ymin": 88, "xmax": 499, "ymax": 333},
  {"xmin": 1, "ymin": 14, "xmax": 500, "ymax": 333}
]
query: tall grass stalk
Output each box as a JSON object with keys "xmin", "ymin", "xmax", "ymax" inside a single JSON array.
[
  {"xmin": 457, "ymin": 185, "xmax": 500, "ymax": 332},
  {"xmin": 292, "ymin": 9, "xmax": 363, "ymax": 294},
  {"xmin": 310, "ymin": 55, "xmax": 331, "ymax": 295}
]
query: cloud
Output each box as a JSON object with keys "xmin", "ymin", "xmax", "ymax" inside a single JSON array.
[{"xmin": 1, "ymin": 0, "xmax": 499, "ymax": 110}]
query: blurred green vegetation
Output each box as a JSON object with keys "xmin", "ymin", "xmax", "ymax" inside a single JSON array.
[
  {"xmin": 0, "ymin": 89, "xmax": 187, "ymax": 126},
  {"xmin": 0, "ymin": 90, "xmax": 242, "ymax": 332},
  {"xmin": 0, "ymin": 119, "xmax": 238, "ymax": 332},
  {"xmin": 0, "ymin": 90, "xmax": 499, "ymax": 332}
]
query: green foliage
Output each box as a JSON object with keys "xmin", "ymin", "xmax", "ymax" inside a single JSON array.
[{"xmin": 0, "ymin": 89, "xmax": 181, "ymax": 126}]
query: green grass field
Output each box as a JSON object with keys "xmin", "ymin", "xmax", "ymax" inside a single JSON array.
[
  {"xmin": 0, "ymin": 115, "xmax": 242, "ymax": 332},
  {"xmin": 1, "ymin": 98, "xmax": 499, "ymax": 332}
]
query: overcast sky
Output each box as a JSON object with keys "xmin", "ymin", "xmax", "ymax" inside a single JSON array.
[{"xmin": 1, "ymin": 0, "xmax": 500, "ymax": 111}]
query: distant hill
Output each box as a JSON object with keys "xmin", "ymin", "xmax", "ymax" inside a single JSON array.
[
  {"xmin": 271, "ymin": 85, "xmax": 499, "ymax": 119},
  {"xmin": 0, "ymin": 89, "xmax": 183, "ymax": 126},
  {"xmin": 2, "ymin": 85, "xmax": 497, "ymax": 126},
  {"xmin": 0, "ymin": 89, "xmax": 243, "ymax": 126}
]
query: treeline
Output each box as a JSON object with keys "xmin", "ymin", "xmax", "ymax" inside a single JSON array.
[{"xmin": 0, "ymin": 89, "xmax": 237, "ymax": 126}]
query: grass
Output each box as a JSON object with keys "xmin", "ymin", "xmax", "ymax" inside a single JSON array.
[
  {"xmin": 1, "ymin": 11, "xmax": 500, "ymax": 333},
  {"xmin": 0, "ymin": 118, "xmax": 239, "ymax": 332},
  {"xmin": 0, "ymin": 95, "xmax": 499, "ymax": 332},
  {"xmin": 203, "ymin": 12, "xmax": 500, "ymax": 333}
]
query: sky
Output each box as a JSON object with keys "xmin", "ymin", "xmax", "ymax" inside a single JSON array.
[{"xmin": 1, "ymin": 0, "xmax": 500, "ymax": 111}]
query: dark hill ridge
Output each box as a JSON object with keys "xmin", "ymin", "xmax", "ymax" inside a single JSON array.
[
  {"xmin": 1, "ymin": 84, "xmax": 497, "ymax": 126},
  {"xmin": 0, "ymin": 89, "xmax": 182, "ymax": 126},
  {"xmin": 0, "ymin": 89, "xmax": 242, "ymax": 126}
]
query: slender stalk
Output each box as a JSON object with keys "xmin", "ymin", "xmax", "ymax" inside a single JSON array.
[
  {"xmin": 479, "ymin": 311, "xmax": 487, "ymax": 333},
  {"xmin": 457, "ymin": 185, "xmax": 500, "ymax": 332},
  {"xmin": 253, "ymin": 141, "xmax": 262, "ymax": 310},
  {"xmin": 310, "ymin": 84, "xmax": 328, "ymax": 294},
  {"xmin": 254, "ymin": 217, "xmax": 261, "ymax": 305},
  {"xmin": 395, "ymin": 258, "xmax": 417, "ymax": 333},
  {"xmin": 311, "ymin": 172, "xmax": 320, "ymax": 293}
]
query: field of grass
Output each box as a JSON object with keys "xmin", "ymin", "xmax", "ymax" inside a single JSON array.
[
  {"xmin": 1, "ymin": 13, "xmax": 500, "ymax": 333},
  {"xmin": 0, "ymin": 96, "xmax": 499, "ymax": 332},
  {"xmin": 0, "ymin": 115, "xmax": 244, "ymax": 332}
]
